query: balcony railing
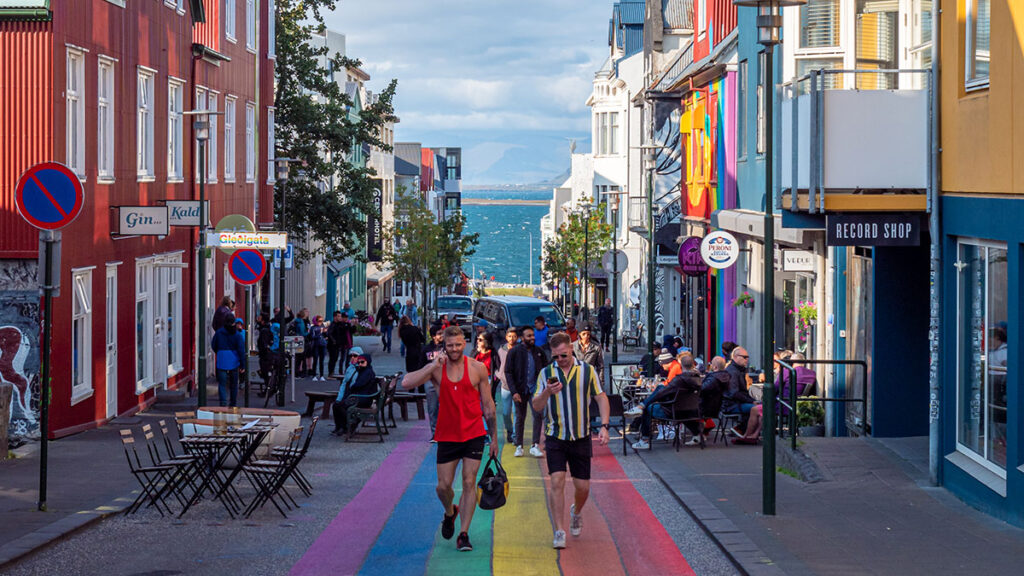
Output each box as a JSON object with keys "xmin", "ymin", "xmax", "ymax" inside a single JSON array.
[{"xmin": 779, "ymin": 68, "xmax": 933, "ymax": 214}]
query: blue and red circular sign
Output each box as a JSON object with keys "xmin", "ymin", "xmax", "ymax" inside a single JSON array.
[
  {"xmin": 228, "ymin": 249, "xmax": 267, "ymax": 286},
  {"xmin": 15, "ymin": 162, "xmax": 85, "ymax": 230}
]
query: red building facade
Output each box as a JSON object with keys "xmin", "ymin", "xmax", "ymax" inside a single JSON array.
[{"xmin": 0, "ymin": 0, "xmax": 275, "ymax": 438}]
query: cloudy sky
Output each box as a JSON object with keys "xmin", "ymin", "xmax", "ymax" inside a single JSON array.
[{"xmin": 324, "ymin": 0, "xmax": 613, "ymax": 185}]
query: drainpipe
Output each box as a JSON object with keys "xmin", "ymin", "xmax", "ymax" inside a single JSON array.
[{"xmin": 927, "ymin": 0, "xmax": 942, "ymax": 487}]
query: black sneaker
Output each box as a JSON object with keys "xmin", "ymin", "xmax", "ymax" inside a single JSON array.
[
  {"xmin": 441, "ymin": 505, "xmax": 459, "ymax": 540},
  {"xmin": 456, "ymin": 532, "xmax": 473, "ymax": 551}
]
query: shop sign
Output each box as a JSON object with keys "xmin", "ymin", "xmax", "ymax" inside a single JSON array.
[
  {"xmin": 166, "ymin": 200, "xmax": 210, "ymax": 226},
  {"xmin": 118, "ymin": 206, "xmax": 169, "ymax": 236},
  {"xmin": 826, "ymin": 213, "xmax": 920, "ymax": 246},
  {"xmin": 782, "ymin": 250, "xmax": 815, "ymax": 272},
  {"xmin": 206, "ymin": 231, "xmax": 288, "ymax": 250},
  {"xmin": 367, "ymin": 186, "xmax": 383, "ymax": 262},
  {"xmin": 700, "ymin": 231, "xmax": 740, "ymax": 269},
  {"xmin": 678, "ymin": 236, "xmax": 708, "ymax": 277}
]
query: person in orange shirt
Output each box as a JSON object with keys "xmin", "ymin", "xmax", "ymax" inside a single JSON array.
[
  {"xmin": 565, "ymin": 318, "xmax": 579, "ymax": 343},
  {"xmin": 661, "ymin": 352, "xmax": 682, "ymax": 383}
]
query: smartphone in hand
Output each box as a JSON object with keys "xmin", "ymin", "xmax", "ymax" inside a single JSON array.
[{"xmin": 546, "ymin": 376, "xmax": 563, "ymax": 394}]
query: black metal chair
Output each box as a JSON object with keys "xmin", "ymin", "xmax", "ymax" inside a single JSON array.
[
  {"xmin": 590, "ymin": 393, "xmax": 629, "ymax": 456},
  {"xmin": 346, "ymin": 378, "xmax": 389, "ymax": 442},
  {"xmin": 650, "ymin": 390, "xmax": 705, "ymax": 451},
  {"xmin": 241, "ymin": 426, "xmax": 306, "ymax": 518},
  {"xmin": 120, "ymin": 428, "xmax": 178, "ymax": 516}
]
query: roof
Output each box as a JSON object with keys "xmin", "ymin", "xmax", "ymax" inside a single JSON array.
[
  {"xmin": 651, "ymin": 41, "xmax": 694, "ymax": 91},
  {"xmin": 616, "ymin": 0, "xmax": 645, "ymax": 25},
  {"xmin": 663, "ymin": 0, "xmax": 694, "ymax": 30},
  {"xmin": 394, "ymin": 142, "xmax": 422, "ymax": 176}
]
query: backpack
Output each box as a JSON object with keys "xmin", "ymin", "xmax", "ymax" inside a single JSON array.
[{"xmin": 477, "ymin": 456, "xmax": 509, "ymax": 510}]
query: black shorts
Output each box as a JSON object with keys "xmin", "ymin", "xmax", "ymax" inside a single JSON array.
[
  {"xmin": 544, "ymin": 436, "xmax": 593, "ymax": 480},
  {"xmin": 436, "ymin": 435, "xmax": 487, "ymax": 465}
]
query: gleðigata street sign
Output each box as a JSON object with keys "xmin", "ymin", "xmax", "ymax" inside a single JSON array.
[
  {"xmin": 228, "ymin": 249, "xmax": 267, "ymax": 286},
  {"xmin": 15, "ymin": 162, "xmax": 85, "ymax": 230}
]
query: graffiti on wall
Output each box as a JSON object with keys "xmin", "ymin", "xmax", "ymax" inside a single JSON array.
[
  {"xmin": 646, "ymin": 99, "xmax": 684, "ymax": 339},
  {"xmin": 1, "ymin": 291, "xmax": 40, "ymax": 441}
]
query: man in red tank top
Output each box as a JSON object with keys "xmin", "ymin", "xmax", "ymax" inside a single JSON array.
[{"xmin": 403, "ymin": 326, "xmax": 497, "ymax": 552}]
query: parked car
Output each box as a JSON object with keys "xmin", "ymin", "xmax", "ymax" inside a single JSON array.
[
  {"xmin": 473, "ymin": 296, "xmax": 567, "ymax": 339},
  {"xmin": 430, "ymin": 295, "xmax": 476, "ymax": 335}
]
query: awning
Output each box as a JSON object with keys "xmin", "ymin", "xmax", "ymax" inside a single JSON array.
[
  {"xmin": 328, "ymin": 257, "xmax": 353, "ymax": 274},
  {"xmin": 367, "ymin": 268, "xmax": 394, "ymax": 286},
  {"xmin": 711, "ymin": 209, "xmax": 810, "ymax": 247}
]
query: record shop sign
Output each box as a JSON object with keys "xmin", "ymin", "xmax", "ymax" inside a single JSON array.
[{"xmin": 827, "ymin": 213, "xmax": 920, "ymax": 247}]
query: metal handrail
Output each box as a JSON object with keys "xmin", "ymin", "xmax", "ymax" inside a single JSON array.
[{"xmin": 775, "ymin": 358, "xmax": 869, "ymax": 450}]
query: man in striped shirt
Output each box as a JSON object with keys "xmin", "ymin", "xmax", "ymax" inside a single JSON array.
[{"xmin": 532, "ymin": 332, "xmax": 610, "ymax": 550}]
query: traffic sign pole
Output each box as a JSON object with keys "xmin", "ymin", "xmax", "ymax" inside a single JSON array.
[
  {"xmin": 244, "ymin": 287, "xmax": 252, "ymax": 408},
  {"xmin": 37, "ymin": 231, "xmax": 58, "ymax": 511}
]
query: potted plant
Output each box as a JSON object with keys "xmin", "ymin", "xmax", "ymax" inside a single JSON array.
[
  {"xmin": 732, "ymin": 291, "xmax": 755, "ymax": 309},
  {"xmin": 797, "ymin": 398, "xmax": 825, "ymax": 437}
]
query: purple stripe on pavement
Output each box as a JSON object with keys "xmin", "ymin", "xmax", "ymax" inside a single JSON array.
[{"xmin": 290, "ymin": 424, "xmax": 432, "ymax": 576}]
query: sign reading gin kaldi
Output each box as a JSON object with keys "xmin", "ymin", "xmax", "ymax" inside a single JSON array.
[
  {"xmin": 700, "ymin": 231, "xmax": 740, "ymax": 269},
  {"xmin": 827, "ymin": 213, "xmax": 920, "ymax": 246},
  {"xmin": 206, "ymin": 231, "xmax": 288, "ymax": 250}
]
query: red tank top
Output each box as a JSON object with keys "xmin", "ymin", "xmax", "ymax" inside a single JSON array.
[{"xmin": 434, "ymin": 357, "xmax": 486, "ymax": 443}]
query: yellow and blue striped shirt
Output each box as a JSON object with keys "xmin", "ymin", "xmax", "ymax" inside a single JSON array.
[{"xmin": 536, "ymin": 359, "xmax": 603, "ymax": 441}]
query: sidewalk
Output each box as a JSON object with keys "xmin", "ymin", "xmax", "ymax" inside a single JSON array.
[
  {"xmin": 638, "ymin": 433, "xmax": 1024, "ymax": 575},
  {"xmin": 0, "ymin": 335, "xmax": 404, "ymax": 568}
]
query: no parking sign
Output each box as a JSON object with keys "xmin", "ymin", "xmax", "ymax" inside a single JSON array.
[
  {"xmin": 15, "ymin": 162, "xmax": 84, "ymax": 230},
  {"xmin": 228, "ymin": 249, "xmax": 267, "ymax": 286}
]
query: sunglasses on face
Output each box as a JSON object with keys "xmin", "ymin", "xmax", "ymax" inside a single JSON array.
[
  {"xmin": 357, "ymin": 361, "xmax": 368, "ymax": 366},
  {"xmin": 552, "ymin": 353, "xmax": 572, "ymax": 360},
  {"xmin": 737, "ymin": 354, "xmax": 749, "ymax": 359}
]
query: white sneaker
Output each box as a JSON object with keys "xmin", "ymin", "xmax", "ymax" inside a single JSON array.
[
  {"xmin": 685, "ymin": 437, "xmax": 702, "ymax": 446},
  {"xmin": 570, "ymin": 504, "xmax": 583, "ymax": 536},
  {"xmin": 529, "ymin": 445, "xmax": 544, "ymax": 458},
  {"xmin": 624, "ymin": 406, "xmax": 644, "ymax": 416},
  {"xmin": 552, "ymin": 530, "xmax": 567, "ymax": 549},
  {"xmin": 514, "ymin": 446, "xmax": 524, "ymax": 457},
  {"xmin": 631, "ymin": 439, "xmax": 650, "ymax": 450}
]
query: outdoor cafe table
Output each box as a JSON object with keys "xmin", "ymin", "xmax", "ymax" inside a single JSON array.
[
  {"xmin": 197, "ymin": 406, "xmax": 301, "ymax": 448},
  {"xmin": 178, "ymin": 423, "xmax": 276, "ymax": 517}
]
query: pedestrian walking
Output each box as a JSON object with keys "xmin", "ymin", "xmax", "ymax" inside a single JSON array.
[
  {"xmin": 495, "ymin": 327, "xmax": 519, "ymax": 444},
  {"xmin": 506, "ymin": 325, "xmax": 549, "ymax": 458},
  {"xmin": 255, "ymin": 313, "xmax": 275, "ymax": 391},
  {"xmin": 399, "ymin": 315, "xmax": 426, "ymax": 374},
  {"xmin": 212, "ymin": 296, "xmax": 235, "ymax": 333},
  {"xmin": 597, "ymin": 298, "xmax": 613, "ymax": 352},
  {"xmin": 376, "ymin": 300, "xmax": 398, "ymax": 353},
  {"xmin": 289, "ymin": 308, "xmax": 310, "ymax": 377},
  {"xmin": 402, "ymin": 326, "xmax": 498, "ymax": 552},
  {"xmin": 533, "ymin": 331, "xmax": 610, "ymax": 549},
  {"xmin": 406, "ymin": 298, "xmax": 419, "ymax": 326},
  {"xmin": 565, "ymin": 318, "xmax": 579, "ymax": 342},
  {"xmin": 572, "ymin": 323, "xmax": 604, "ymax": 383},
  {"xmin": 533, "ymin": 316, "xmax": 550, "ymax": 352},
  {"xmin": 421, "ymin": 326, "xmax": 446, "ymax": 438},
  {"xmin": 308, "ymin": 315, "xmax": 328, "ymax": 380},
  {"xmin": 327, "ymin": 311, "xmax": 352, "ymax": 377},
  {"xmin": 211, "ymin": 314, "xmax": 247, "ymax": 407}
]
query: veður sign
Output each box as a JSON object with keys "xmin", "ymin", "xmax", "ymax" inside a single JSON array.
[
  {"xmin": 700, "ymin": 231, "xmax": 740, "ymax": 270},
  {"xmin": 206, "ymin": 231, "xmax": 288, "ymax": 250}
]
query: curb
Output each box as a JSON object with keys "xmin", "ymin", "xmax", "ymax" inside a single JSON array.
[
  {"xmin": 638, "ymin": 452, "xmax": 786, "ymax": 576},
  {"xmin": 0, "ymin": 492, "xmax": 136, "ymax": 569}
]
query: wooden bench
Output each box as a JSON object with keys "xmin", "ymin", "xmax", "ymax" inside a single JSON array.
[
  {"xmin": 390, "ymin": 392, "xmax": 427, "ymax": 423},
  {"xmin": 304, "ymin": 391, "xmax": 337, "ymax": 419}
]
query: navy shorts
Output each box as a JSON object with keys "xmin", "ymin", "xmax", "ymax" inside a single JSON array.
[{"xmin": 544, "ymin": 436, "xmax": 593, "ymax": 480}]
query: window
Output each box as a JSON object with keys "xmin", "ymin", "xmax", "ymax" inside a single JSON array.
[
  {"xmin": 599, "ymin": 113, "xmax": 608, "ymax": 155},
  {"xmin": 855, "ymin": 0, "xmax": 899, "ymax": 89},
  {"xmin": 268, "ymin": 0, "xmax": 276, "ymax": 58},
  {"xmin": 609, "ymin": 112, "xmax": 620, "ymax": 155},
  {"xmin": 738, "ymin": 60, "xmax": 747, "ymax": 160},
  {"xmin": 800, "ymin": 0, "xmax": 841, "ymax": 49},
  {"xmin": 168, "ymin": 78, "xmax": 184, "ymax": 181},
  {"xmin": 225, "ymin": 96, "xmax": 236, "ymax": 181},
  {"xmin": 698, "ymin": 0, "xmax": 706, "ymax": 37},
  {"xmin": 315, "ymin": 253, "xmax": 326, "ymax": 296},
  {"xmin": 756, "ymin": 53, "xmax": 765, "ymax": 155},
  {"xmin": 195, "ymin": 87, "xmax": 207, "ymax": 181},
  {"xmin": 224, "ymin": 263, "xmax": 236, "ymax": 297},
  {"xmin": 208, "ymin": 92, "xmax": 218, "ymax": 183},
  {"xmin": 135, "ymin": 260, "xmax": 153, "ymax": 389},
  {"xmin": 98, "ymin": 57, "xmax": 115, "ymax": 181},
  {"xmin": 226, "ymin": 0, "xmax": 236, "ymax": 41},
  {"xmin": 909, "ymin": 0, "xmax": 933, "ymax": 74},
  {"xmin": 796, "ymin": 58, "xmax": 843, "ymax": 91},
  {"xmin": 165, "ymin": 0, "xmax": 185, "ymax": 13},
  {"xmin": 245, "ymin": 102, "xmax": 256, "ymax": 182},
  {"xmin": 956, "ymin": 239, "xmax": 1008, "ymax": 475},
  {"xmin": 965, "ymin": 0, "xmax": 990, "ymax": 88},
  {"xmin": 66, "ymin": 47, "xmax": 85, "ymax": 177},
  {"xmin": 246, "ymin": 0, "xmax": 256, "ymax": 52},
  {"xmin": 71, "ymin": 269, "xmax": 93, "ymax": 404},
  {"xmin": 137, "ymin": 68, "xmax": 156, "ymax": 179},
  {"xmin": 266, "ymin": 107, "xmax": 275, "ymax": 184}
]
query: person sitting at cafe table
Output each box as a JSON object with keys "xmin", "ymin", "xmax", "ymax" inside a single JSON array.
[
  {"xmin": 723, "ymin": 347, "xmax": 758, "ymax": 437},
  {"xmin": 332, "ymin": 351, "xmax": 376, "ymax": 435},
  {"xmin": 639, "ymin": 344, "xmax": 667, "ymax": 378},
  {"xmin": 628, "ymin": 355, "xmax": 705, "ymax": 449}
]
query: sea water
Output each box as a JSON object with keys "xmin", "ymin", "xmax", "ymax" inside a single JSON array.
[{"xmin": 461, "ymin": 190, "xmax": 549, "ymax": 286}]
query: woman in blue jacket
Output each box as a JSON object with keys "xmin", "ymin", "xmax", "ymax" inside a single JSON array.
[{"xmin": 212, "ymin": 314, "xmax": 247, "ymax": 407}]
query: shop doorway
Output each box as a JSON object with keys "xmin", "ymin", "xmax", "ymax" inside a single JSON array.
[
  {"xmin": 105, "ymin": 265, "xmax": 118, "ymax": 419},
  {"xmin": 847, "ymin": 250, "xmax": 874, "ymax": 431}
]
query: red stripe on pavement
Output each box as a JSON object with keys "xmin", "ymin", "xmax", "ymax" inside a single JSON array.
[
  {"xmin": 290, "ymin": 424, "xmax": 432, "ymax": 576},
  {"xmin": 30, "ymin": 173, "xmax": 69, "ymax": 218},
  {"xmin": 538, "ymin": 456, "xmax": 626, "ymax": 576},
  {"xmin": 589, "ymin": 441, "xmax": 696, "ymax": 576}
]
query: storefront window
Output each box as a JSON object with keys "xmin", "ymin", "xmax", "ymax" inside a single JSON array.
[{"xmin": 956, "ymin": 240, "xmax": 1007, "ymax": 473}]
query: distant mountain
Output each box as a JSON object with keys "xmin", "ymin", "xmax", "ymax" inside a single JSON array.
[{"xmin": 464, "ymin": 166, "xmax": 570, "ymax": 192}]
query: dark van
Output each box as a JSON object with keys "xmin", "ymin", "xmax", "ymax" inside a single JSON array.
[{"xmin": 473, "ymin": 296, "xmax": 566, "ymax": 337}]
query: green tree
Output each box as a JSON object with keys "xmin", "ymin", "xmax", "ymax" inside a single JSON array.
[{"xmin": 274, "ymin": 0, "xmax": 397, "ymax": 263}]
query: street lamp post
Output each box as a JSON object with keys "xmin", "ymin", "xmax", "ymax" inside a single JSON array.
[
  {"xmin": 606, "ymin": 191, "xmax": 627, "ymax": 363},
  {"xmin": 582, "ymin": 204, "xmax": 591, "ymax": 323},
  {"xmin": 188, "ymin": 112, "xmax": 212, "ymax": 406},
  {"xmin": 644, "ymin": 150, "xmax": 657, "ymax": 373},
  {"xmin": 734, "ymin": 0, "xmax": 806, "ymax": 516}
]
